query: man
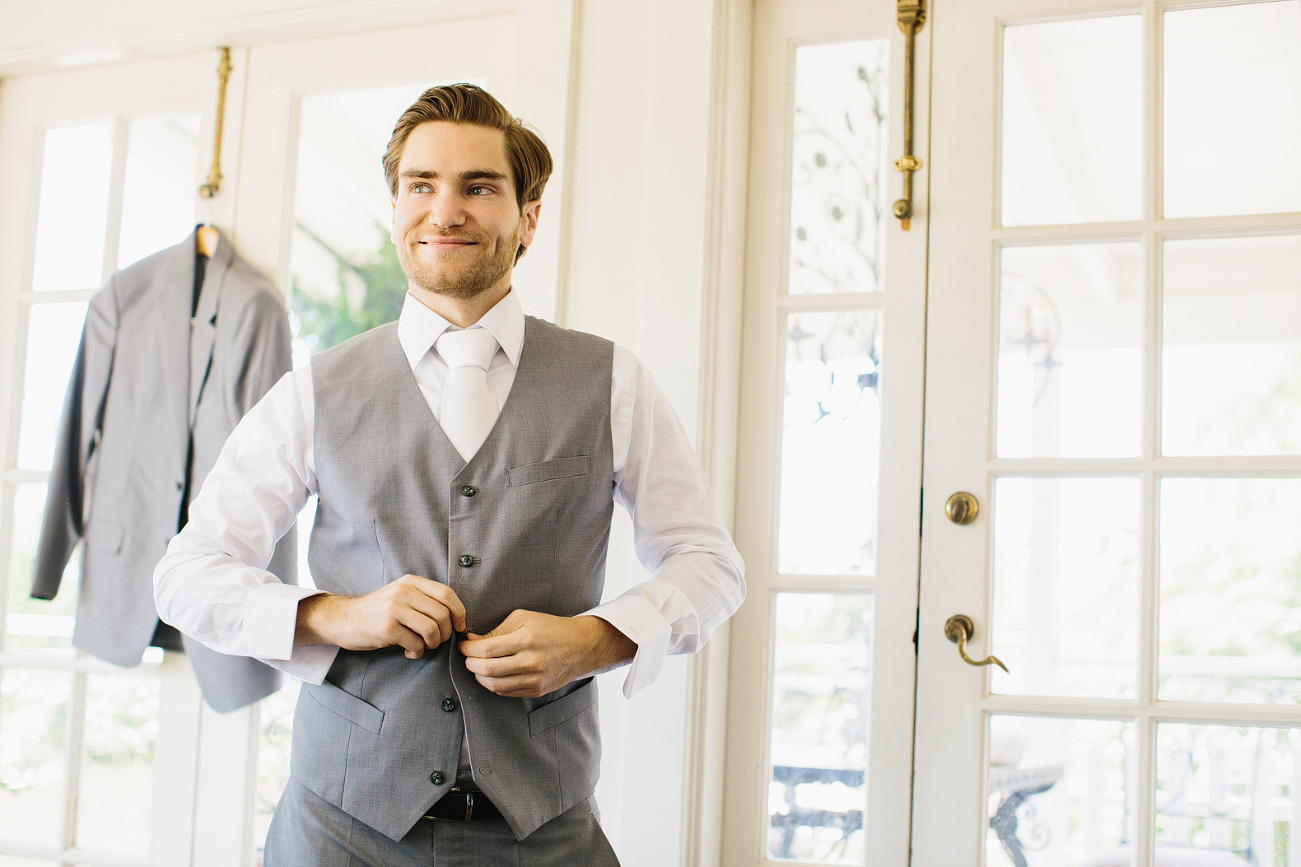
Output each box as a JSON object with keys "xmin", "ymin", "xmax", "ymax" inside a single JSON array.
[{"xmin": 154, "ymin": 83, "xmax": 744, "ymax": 865}]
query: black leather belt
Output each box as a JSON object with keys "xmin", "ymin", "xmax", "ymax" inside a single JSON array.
[{"xmin": 424, "ymin": 788, "xmax": 504, "ymax": 822}]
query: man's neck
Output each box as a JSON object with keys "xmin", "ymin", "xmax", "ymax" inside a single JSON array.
[{"xmin": 408, "ymin": 282, "xmax": 511, "ymax": 328}]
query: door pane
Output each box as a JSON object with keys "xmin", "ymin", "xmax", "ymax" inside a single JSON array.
[
  {"xmin": 289, "ymin": 83, "xmax": 427, "ymax": 363},
  {"xmin": 769, "ymin": 593, "xmax": 871, "ymax": 864},
  {"xmin": 16, "ymin": 302, "xmax": 88, "ymax": 472},
  {"xmin": 1156, "ymin": 724, "xmax": 1297, "ymax": 864},
  {"xmin": 991, "ymin": 477, "xmax": 1140, "ymax": 698},
  {"xmin": 778, "ymin": 311, "xmax": 881, "ymax": 576},
  {"xmin": 117, "ymin": 115, "xmax": 200, "ymax": 270},
  {"xmin": 1160, "ymin": 478, "xmax": 1301, "ymax": 704},
  {"xmin": 75, "ymin": 673, "xmax": 158, "ymax": 854},
  {"xmin": 987, "ymin": 716, "xmax": 1134, "ymax": 867},
  {"xmin": 788, "ymin": 40, "xmax": 889, "ymax": 296},
  {"xmin": 1001, "ymin": 16, "xmax": 1141, "ymax": 227},
  {"xmin": 0, "ymin": 669, "xmax": 71, "ymax": 846},
  {"xmin": 997, "ymin": 244, "xmax": 1142, "ymax": 458},
  {"xmin": 1163, "ymin": 1, "xmax": 1301, "ymax": 218},
  {"xmin": 30, "ymin": 124, "xmax": 114, "ymax": 293},
  {"xmin": 1162, "ymin": 235, "xmax": 1301, "ymax": 456},
  {"xmin": 6, "ymin": 484, "xmax": 78, "ymax": 655}
]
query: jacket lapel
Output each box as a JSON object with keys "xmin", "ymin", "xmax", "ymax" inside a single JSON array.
[
  {"xmin": 154, "ymin": 234, "xmax": 198, "ymax": 449},
  {"xmin": 189, "ymin": 229, "xmax": 231, "ymax": 427}
]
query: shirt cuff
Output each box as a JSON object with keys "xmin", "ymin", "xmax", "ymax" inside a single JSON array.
[
  {"xmin": 585, "ymin": 594, "xmax": 673, "ymax": 698},
  {"xmin": 245, "ymin": 583, "xmax": 327, "ymax": 660}
]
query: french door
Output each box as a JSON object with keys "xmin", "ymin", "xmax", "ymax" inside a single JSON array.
[
  {"xmin": 914, "ymin": 1, "xmax": 1301, "ymax": 866},
  {"xmin": 724, "ymin": 0, "xmax": 930, "ymax": 862},
  {"xmin": 0, "ymin": 50, "xmax": 247, "ymax": 866}
]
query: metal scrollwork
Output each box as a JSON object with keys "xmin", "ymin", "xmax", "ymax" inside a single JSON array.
[{"xmin": 789, "ymin": 45, "xmax": 889, "ymax": 295}]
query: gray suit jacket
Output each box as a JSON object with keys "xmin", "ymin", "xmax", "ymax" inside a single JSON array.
[{"xmin": 33, "ymin": 228, "xmax": 296, "ymax": 712}]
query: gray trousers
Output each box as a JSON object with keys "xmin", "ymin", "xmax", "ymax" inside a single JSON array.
[{"xmin": 264, "ymin": 777, "xmax": 622, "ymax": 867}]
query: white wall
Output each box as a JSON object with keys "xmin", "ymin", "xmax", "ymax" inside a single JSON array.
[{"xmin": 560, "ymin": 3, "xmax": 726, "ymax": 862}]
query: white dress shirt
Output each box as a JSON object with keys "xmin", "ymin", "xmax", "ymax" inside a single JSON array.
[{"xmin": 154, "ymin": 290, "xmax": 745, "ymax": 698}]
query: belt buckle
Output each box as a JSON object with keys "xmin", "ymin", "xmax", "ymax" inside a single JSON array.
[{"xmin": 430, "ymin": 788, "xmax": 474, "ymax": 822}]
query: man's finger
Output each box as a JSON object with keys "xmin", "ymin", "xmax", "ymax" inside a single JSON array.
[
  {"xmin": 459, "ymin": 630, "xmax": 525, "ymax": 659},
  {"xmin": 396, "ymin": 607, "xmax": 451, "ymax": 649},
  {"xmin": 472, "ymin": 672, "xmax": 542, "ymax": 697},
  {"xmin": 396, "ymin": 575, "xmax": 468, "ymax": 632}
]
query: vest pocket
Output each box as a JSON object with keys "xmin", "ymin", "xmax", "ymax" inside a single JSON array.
[
  {"xmin": 527, "ymin": 677, "xmax": 596, "ymax": 736},
  {"xmin": 508, "ymin": 455, "xmax": 590, "ymax": 487},
  {"xmin": 304, "ymin": 680, "xmax": 385, "ymax": 734}
]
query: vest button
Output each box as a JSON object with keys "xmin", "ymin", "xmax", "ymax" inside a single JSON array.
[
  {"xmin": 458, "ymin": 555, "xmax": 474, "ymax": 567},
  {"xmin": 441, "ymin": 698, "xmax": 457, "ymax": 712},
  {"xmin": 430, "ymin": 771, "xmax": 445, "ymax": 786},
  {"xmin": 460, "ymin": 485, "xmax": 478, "ymax": 497}
]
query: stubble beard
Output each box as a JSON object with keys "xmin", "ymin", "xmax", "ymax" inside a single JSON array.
[{"xmin": 398, "ymin": 228, "xmax": 518, "ymax": 301}]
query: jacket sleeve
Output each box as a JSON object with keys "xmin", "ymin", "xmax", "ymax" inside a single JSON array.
[
  {"xmin": 230, "ymin": 285, "xmax": 293, "ymax": 419},
  {"xmin": 32, "ymin": 280, "xmax": 119, "ymax": 599}
]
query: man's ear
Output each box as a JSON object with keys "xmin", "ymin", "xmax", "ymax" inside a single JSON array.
[
  {"xmin": 518, "ymin": 200, "xmax": 542, "ymax": 249},
  {"xmin": 390, "ymin": 199, "xmax": 398, "ymax": 244}
]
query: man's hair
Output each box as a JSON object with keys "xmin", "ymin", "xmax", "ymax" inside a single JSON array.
[{"xmin": 383, "ymin": 82, "xmax": 553, "ymax": 208}]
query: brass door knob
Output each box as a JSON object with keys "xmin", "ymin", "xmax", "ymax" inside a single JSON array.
[
  {"xmin": 945, "ymin": 491, "xmax": 979, "ymax": 524},
  {"xmin": 944, "ymin": 614, "xmax": 1008, "ymax": 673}
]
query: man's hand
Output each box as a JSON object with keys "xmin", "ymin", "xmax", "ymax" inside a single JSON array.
[
  {"xmin": 458, "ymin": 611, "xmax": 637, "ymax": 697},
  {"xmin": 296, "ymin": 575, "xmax": 467, "ymax": 660}
]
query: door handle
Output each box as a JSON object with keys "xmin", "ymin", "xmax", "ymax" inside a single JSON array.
[{"xmin": 943, "ymin": 614, "xmax": 1008, "ymax": 673}]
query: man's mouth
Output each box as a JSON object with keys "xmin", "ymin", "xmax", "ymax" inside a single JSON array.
[{"xmin": 418, "ymin": 236, "xmax": 476, "ymax": 248}]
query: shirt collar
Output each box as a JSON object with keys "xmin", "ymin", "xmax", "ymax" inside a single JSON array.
[{"xmin": 397, "ymin": 289, "xmax": 525, "ymax": 371}]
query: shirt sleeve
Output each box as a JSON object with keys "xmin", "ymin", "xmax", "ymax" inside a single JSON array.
[
  {"xmin": 153, "ymin": 366, "xmax": 339, "ymax": 684},
  {"xmin": 585, "ymin": 346, "xmax": 746, "ymax": 698}
]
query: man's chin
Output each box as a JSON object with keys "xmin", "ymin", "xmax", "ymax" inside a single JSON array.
[{"xmin": 406, "ymin": 270, "xmax": 508, "ymax": 301}]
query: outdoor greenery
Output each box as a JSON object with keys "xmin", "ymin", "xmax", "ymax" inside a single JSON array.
[{"xmin": 291, "ymin": 222, "xmax": 408, "ymax": 354}]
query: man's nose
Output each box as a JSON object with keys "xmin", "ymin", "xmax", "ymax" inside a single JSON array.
[{"xmin": 426, "ymin": 192, "xmax": 467, "ymax": 228}]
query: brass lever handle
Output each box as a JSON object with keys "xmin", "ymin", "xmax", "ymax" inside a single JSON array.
[{"xmin": 944, "ymin": 614, "xmax": 1009, "ymax": 673}]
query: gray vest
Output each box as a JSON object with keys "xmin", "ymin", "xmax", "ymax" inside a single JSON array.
[{"xmin": 294, "ymin": 316, "xmax": 616, "ymax": 842}]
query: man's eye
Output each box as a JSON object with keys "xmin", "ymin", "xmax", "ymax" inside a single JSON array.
[
  {"xmin": 468, "ymin": 185, "xmax": 491, "ymax": 195},
  {"xmin": 410, "ymin": 182, "xmax": 431, "ymax": 193}
]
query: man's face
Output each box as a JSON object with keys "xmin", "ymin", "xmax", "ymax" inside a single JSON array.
[{"xmin": 391, "ymin": 121, "xmax": 540, "ymax": 301}]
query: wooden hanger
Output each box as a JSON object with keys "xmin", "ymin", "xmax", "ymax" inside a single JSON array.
[{"xmin": 196, "ymin": 224, "xmax": 218, "ymax": 258}]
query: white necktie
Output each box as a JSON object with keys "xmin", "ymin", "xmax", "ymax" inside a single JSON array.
[{"xmin": 436, "ymin": 328, "xmax": 501, "ymax": 461}]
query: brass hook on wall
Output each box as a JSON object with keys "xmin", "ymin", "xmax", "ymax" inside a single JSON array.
[
  {"xmin": 199, "ymin": 47, "xmax": 233, "ymax": 199},
  {"xmin": 892, "ymin": 0, "xmax": 925, "ymax": 230}
]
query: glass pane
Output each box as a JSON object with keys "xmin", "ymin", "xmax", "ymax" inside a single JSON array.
[
  {"xmin": 253, "ymin": 678, "xmax": 300, "ymax": 863},
  {"xmin": 0, "ymin": 669, "xmax": 71, "ymax": 845},
  {"xmin": 788, "ymin": 40, "xmax": 889, "ymax": 295},
  {"xmin": 16, "ymin": 302, "xmax": 88, "ymax": 471},
  {"xmin": 290, "ymin": 83, "xmax": 428, "ymax": 365},
  {"xmin": 1001, "ymin": 16, "xmax": 1141, "ymax": 226},
  {"xmin": 1156, "ymin": 724, "xmax": 1297, "ymax": 863},
  {"xmin": 7, "ymin": 484, "xmax": 78, "ymax": 655},
  {"xmin": 997, "ymin": 244, "xmax": 1142, "ymax": 458},
  {"xmin": 31, "ymin": 124, "xmax": 114, "ymax": 292},
  {"xmin": 1164, "ymin": 1, "xmax": 1301, "ymax": 218},
  {"xmin": 1162, "ymin": 235, "xmax": 1301, "ymax": 456},
  {"xmin": 75, "ymin": 673, "xmax": 158, "ymax": 854},
  {"xmin": 987, "ymin": 717, "xmax": 1134, "ymax": 867},
  {"xmin": 778, "ymin": 311, "xmax": 881, "ymax": 576},
  {"xmin": 1160, "ymin": 478, "xmax": 1301, "ymax": 704},
  {"xmin": 991, "ymin": 478, "xmax": 1140, "ymax": 698},
  {"xmin": 769, "ymin": 593, "xmax": 871, "ymax": 864},
  {"xmin": 117, "ymin": 115, "xmax": 200, "ymax": 269}
]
